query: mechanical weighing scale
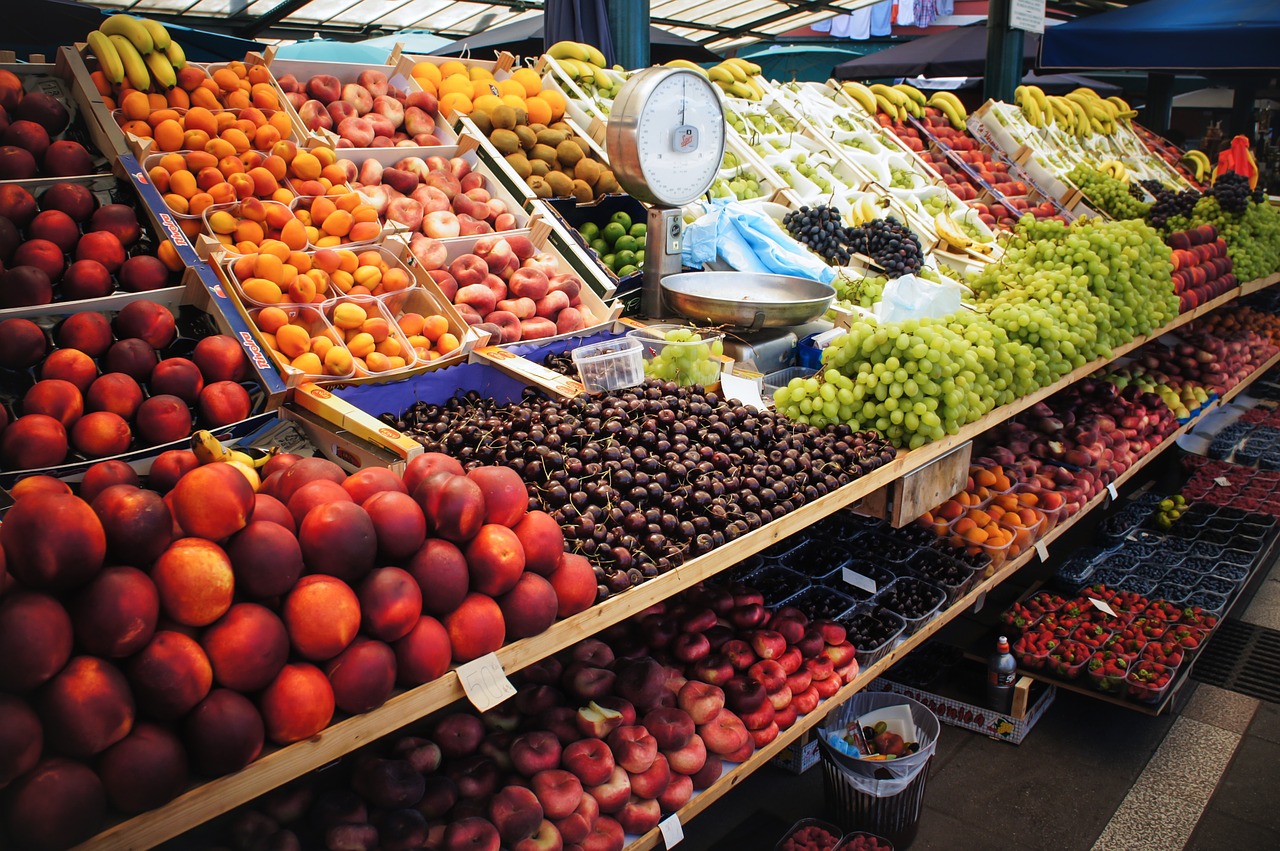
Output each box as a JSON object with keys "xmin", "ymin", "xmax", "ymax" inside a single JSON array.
[{"xmin": 604, "ymin": 68, "xmax": 836, "ymax": 374}]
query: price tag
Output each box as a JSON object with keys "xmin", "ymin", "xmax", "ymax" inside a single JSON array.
[
  {"xmin": 660, "ymin": 814, "xmax": 684, "ymax": 848},
  {"xmin": 1035, "ymin": 540, "xmax": 1050, "ymax": 562},
  {"xmin": 972, "ymin": 591, "xmax": 987, "ymax": 613},
  {"xmin": 1087, "ymin": 597, "xmax": 1118, "ymax": 618},
  {"xmin": 1106, "ymin": 482, "xmax": 1119, "ymax": 500},
  {"xmin": 843, "ymin": 567, "xmax": 878, "ymax": 595},
  {"xmin": 1215, "ymin": 476, "xmax": 1232, "ymax": 486},
  {"xmin": 457, "ymin": 652, "xmax": 516, "ymax": 712}
]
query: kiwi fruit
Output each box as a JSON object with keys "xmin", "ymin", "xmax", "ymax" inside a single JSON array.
[
  {"xmin": 573, "ymin": 138, "xmax": 593, "ymax": 158},
  {"xmin": 595, "ymin": 170, "xmax": 620, "ymax": 195},
  {"xmin": 545, "ymin": 171, "xmax": 574, "ymax": 197},
  {"xmin": 550, "ymin": 121, "xmax": 573, "ymax": 134},
  {"xmin": 490, "ymin": 104, "xmax": 518, "ymax": 131},
  {"xmin": 574, "ymin": 158, "xmax": 603, "ymax": 186},
  {"xmin": 536, "ymin": 128, "xmax": 567, "ymax": 149},
  {"xmin": 528, "ymin": 175, "xmax": 553, "ymax": 199},
  {"xmin": 528, "ymin": 123, "xmax": 548, "ymax": 136},
  {"xmin": 490, "ymin": 129, "xmax": 521, "ymax": 156},
  {"xmin": 530, "ymin": 143, "xmax": 558, "ymax": 165},
  {"xmin": 571, "ymin": 179, "xmax": 594, "ymax": 204},
  {"xmin": 514, "ymin": 125, "xmax": 538, "ymax": 150},
  {"xmin": 470, "ymin": 110, "xmax": 493, "ymax": 136},
  {"xmin": 505, "ymin": 153, "xmax": 533, "ymax": 180},
  {"xmin": 555, "ymin": 140, "xmax": 584, "ymax": 168},
  {"xmin": 529, "ymin": 159, "xmax": 550, "ymax": 177}
]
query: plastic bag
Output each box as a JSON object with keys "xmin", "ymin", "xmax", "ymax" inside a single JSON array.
[
  {"xmin": 875, "ymin": 274, "xmax": 963, "ymax": 323},
  {"xmin": 818, "ymin": 691, "xmax": 939, "ymax": 797},
  {"xmin": 681, "ymin": 199, "xmax": 836, "ymax": 284}
]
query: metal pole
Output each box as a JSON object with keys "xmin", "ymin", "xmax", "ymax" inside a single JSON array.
[
  {"xmin": 1231, "ymin": 82, "xmax": 1258, "ymax": 138},
  {"xmin": 1144, "ymin": 73, "xmax": 1174, "ymax": 135},
  {"xmin": 608, "ymin": 0, "xmax": 650, "ymax": 70},
  {"xmin": 983, "ymin": 0, "xmax": 1024, "ymax": 105}
]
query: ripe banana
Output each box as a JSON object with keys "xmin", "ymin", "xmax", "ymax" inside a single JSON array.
[
  {"xmin": 547, "ymin": 40, "xmax": 592, "ymax": 63},
  {"xmin": 869, "ymin": 84, "xmax": 906, "ymax": 110},
  {"xmin": 842, "ymin": 82, "xmax": 877, "ymax": 117},
  {"xmin": 707, "ymin": 64, "xmax": 736, "ymax": 85},
  {"xmin": 665, "ymin": 59, "xmax": 708, "ymax": 78},
  {"xmin": 724, "ymin": 57, "xmax": 762, "ymax": 76},
  {"xmin": 139, "ymin": 18, "xmax": 171, "ymax": 52},
  {"xmin": 935, "ymin": 212, "xmax": 972, "ymax": 249},
  {"xmin": 927, "ymin": 92, "xmax": 967, "ymax": 130},
  {"xmin": 191, "ymin": 429, "xmax": 276, "ymax": 469},
  {"xmin": 717, "ymin": 61, "xmax": 748, "ymax": 83},
  {"xmin": 873, "ymin": 93, "xmax": 899, "ymax": 117},
  {"xmin": 100, "ymin": 14, "xmax": 154, "ymax": 55},
  {"xmin": 1025, "ymin": 86, "xmax": 1050, "ymax": 119},
  {"xmin": 87, "ymin": 30, "xmax": 124, "ymax": 85},
  {"xmin": 145, "ymin": 50, "xmax": 177, "ymax": 89},
  {"xmin": 165, "ymin": 39, "xmax": 186, "ymax": 70},
  {"xmin": 109, "ymin": 34, "xmax": 150, "ymax": 92},
  {"xmin": 893, "ymin": 83, "xmax": 926, "ymax": 107}
]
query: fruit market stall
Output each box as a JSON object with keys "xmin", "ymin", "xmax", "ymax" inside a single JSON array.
[{"xmin": 2, "ymin": 11, "xmax": 1280, "ymax": 851}]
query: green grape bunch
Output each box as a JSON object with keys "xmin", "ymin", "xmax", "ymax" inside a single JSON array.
[
  {"xmin": 1068, "ymin": 164, "xmax": 1152, "ymax": 221},
  {"xmin": 637, "ymin": 327, "xmax": 724, "ymax": 387}
]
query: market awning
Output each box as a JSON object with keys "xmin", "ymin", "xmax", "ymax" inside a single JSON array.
[
  {"xmin": 1039, "ymin": 0, "xmax": 1280, "ymax": 72},
  {"xmin": 431, "ymin": 13, "xmax": 720, "ymax": 64},
  {"xmin": 833, "ymin": 24, "xmax": 1040, "ymax": 80}
]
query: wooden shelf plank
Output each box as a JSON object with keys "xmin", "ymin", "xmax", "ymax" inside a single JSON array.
[{"xmin": 74, "ymin": 275, "xmax": 1280, "ymax": 851}]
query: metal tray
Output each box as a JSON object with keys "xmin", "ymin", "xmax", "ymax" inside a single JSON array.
[{"xmin": 660, "ymin": 271, "xmax": 835, "ymax": 330}]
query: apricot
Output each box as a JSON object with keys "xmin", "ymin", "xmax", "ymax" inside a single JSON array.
[
  {"xmin": 126, "ymin": 630, "xmax": 213, "ymax": 720},
  {"xmin": 259, "ymin": 662, "xmax": 335, "ymax": 745},
  {"xmin": 183, "ymin": 688, "xmax": 264, "ymax": 776},
  {"xmin": 151, "ymin": 537, "xmax": 235, "ymax": 627}
]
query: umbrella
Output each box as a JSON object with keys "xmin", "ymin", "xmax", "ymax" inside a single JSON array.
[
  {"xmin": 545, "ymin": 0, "xmax": 615, "ymax": 66},
  {"xmin": 358, "ymin": 30, "xmax": 452, "ymax": 57},
  {"xmin": 834, "ymin": 24, "xmax": 1040, "ymax": 80},
  {"xmin": 738, "ymin": 44, "xmax": 870, "ymax": 83},
  {"xmin": 273, "ymin": 39, "xmax": 397, "ymax": 64},
  {"xmin": 433, "ymin": 14, "xmax": 720, "ymax": 65},
  {"xmin": 902, "ymin": 71, "xmax": 1122, "ymax": 96},
  {"xmin": 1172, "ymin": 88, "xmax": 1280, "ymax": 110}
]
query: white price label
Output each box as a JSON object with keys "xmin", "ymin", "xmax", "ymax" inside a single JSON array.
[
  {"xmin": 660, "ymin": 814, "xmax": 684, "ymax": 848},
  {"xmin": 972, "ymin": 591, "xmax": 987, "ymax": 613},
  {"xmin": 456, "ymin": 652, "xmax": 516, "ymax": 711},
  {"xmin": 843, "ymin": 567, "xmax": 879, "ymax": 595},
  {"xmin": 1087, "ymin": 597, "xmax": 1118, "ymax": 618},
  {"xmin": 1215, "ymin": 477, "xmax": 1232, "ymax": 486},
  {"xmin": 1035, "ymin": 540, "xmax": 1050, "ymax": 562},
  {"xmin": 1106, "ymin": 483, "xmax": 1119, "ymax": 500}
]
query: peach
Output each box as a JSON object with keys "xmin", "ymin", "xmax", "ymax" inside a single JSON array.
[
  {"xmin": 498, "ymin": 572, "xmax": 558, "ymax": 640},
  {"xmin": 11, "ymin": 240, "xmax": 62, "ymax": 283},
  {"xmin": 89, "ymin": 204, "xmax": 141, "ymax": 247},
  {"xmin": 2, "ymin": 757, "xmax": 106, "ymax": 851},
  {"xmin": 15, "ymin": 91, "xmax": 69, "ymax": 135},
  {"xmin": 403, "ymin": 451, "xmax": 464, "ymax": 496},
  {"xmin": 299, "ymin": 500, "xmax": 376, "ymax": 583},
  {"xmin": 119, "ymin": 254, "xmax": 172, "ymax": 291},
  {"xmin": 697, "ymin": 710, "xmax": 750, "ymax": 757},
  {"xmin": 617, "ymin": 795, "xmax": 661, "ymax": 836},
  {"xmin": 127, "ymin": 630, "xmax": 212, "ymax": 720},
  {"xmin": 466, "ymin": 523, "xmax": 525, "ymax": 596},
  {"xmin": 201, "ymin": 602, "xmax": 289, "ymax": 693},
  {"xmin": 276, "ymin": 455, "xmax": 346, "ymax": 504},
  {"xmin": 90, "ymin": 482, "xmax": 171, "ymax": 567},
  {"xmin": 105, "ymin": 338, "xmax": 159, "ymax": 383},
  {"xmin": 0, "ymin": 317, "xmax": 47, "ymax": 368},
  {"xmin": 171, "ymin": 462, "xmax": 255, "ymax": 540},
  {"xmin": 299, "ymin": 99, "xmax": 333, "ymax": 131},
  {"xmin": 150, "ymin": 357, "xmax": 205, "ymax": 405},
  {"xmin": 489, "ymin": 784, "xmax": 544, "ymax": 846},
  {"xmin": 8, "ymin": 475, "xmax": 72, "ymax": 500},
  {"xmin": 70, "ymin": 565, "xmax": 158, "ymax": 659},
  {"xmin": 1, "ymin": 492, "xmax": 104, "ymax": 591},
  {"xmin": 41, "ymin": 347, "xmax": 98, "ymax": 393},
  {"xmin": 689, "ymin": 753, "xmax": 722, "ymax": 790},
  {"xmin": 224, "ymin": 522, "xmax": 302, "ymax": 603},
  {"xmin": 0, "ymin": 183, "xmax": 37, "ymax": 227},
  {"xmin": 74, "ymin": 230, "xmax": 127, "ymax": 273},
  {"xmin": 284, "ymin": 574, "xmax": 361, "ymax": 661},
  {"xmin": 407, "ymin": 536, "xmax": 470, "ymax": 616},
  {"xmin": 250, "ymin": 493, "xmax": 295, "ymax": 534},
  {"xmin": 199, "ymin": 380, "xmax": 253, "ymax": 426},
  {"xmin": 288, "ymin": 479, "xmax": 352, "ymax": 528},
  {"xmin": 0, "ymin": 591, "xmax": 73, "ymax": 692},
  {"xmin": 0, "ymin": 694, "xmax": 42, "ymax": 788},
  {"xmin": 115, "ymin": 300, "xmax": 177, "ymax": 349},
  {"xmin": 259, "ymin": 662, "xmax": 335, "ymax": 744},
  {"xmin": 147, "ymin": 448, "xmax": 199, "ymax": 493},
  {"xmin": 358, "ymin": 566, "xmax": 422, "ymax": 642},
  {"xmin": 362, "ymin": 490, "xmax": 427, "ymax": 561},
  {"xmin": 418, "ymin": 472, "xmax": 486, "ymax": 543},
  {"xmin": 324, "ymin": 636, "xmax": 397, "ymax": 714},
  {"xmin": 151, "ymin": 537, "xmax": 235, "ymax": 626},
  {"xmin": 23, "ymin": 379, "xmax": 83, "ymax": 429},
  {"xmin": 549, "ymin": 552, "xmax": 597, "ymax": 618},
  {"xmin": 0, "ymin": 264, "xmax": 54, "ymax": 307},
  {"xmin": 393, "ymin": 613, "xmax": 451, "ymax": 686},
  {"xmin": 444, "ymin": 592, "xmax": 505, "ymax": 663},
  {"xmin": 97, "ymin": 722, "xmax": 188, "ymax": 815},
  {"xmin": 0, "ymin": 144, "xmax": 38, "ymax": 180},
  {"xmin": 29, "ymin": 209, "xmax": 78, "ymax": 252},
  {"xmin": 41, "ymin": 182, "xmax": 97, "ymax": 222},
  {"xmin": 343, "ymin": 467, "xmax": 406, "ymax": 503},
  {"xmin": 85, "ymin": 372, "xmax": 144, "ymax": 420},
  {"xmin": 193, "ymin": 334, "xmax": 250, "ymax": 383},
  {"xmin": 183, "ymin": 688, "xmax": 264, "ymax": 776},
  {"xmin": 72, "ymin": 411, "xmax": 133, "ymax": 457},
  {"xmin": 467, "ymin": 466, "xmax": 529, "ymax": 528},
  {"xmin": 521, "ymin": 317, "xmax": 558, "ymax": 340},
  {"xmin": 44, "ymin": 138, "xmax": 95, "ymax": 177},
  {"xmin": 37, "ymin": 655, "xmax": 134, "ymax": 757},
  {"xmin": 3, "ymin": 119, "xmax": 51, "ymax": 158}
]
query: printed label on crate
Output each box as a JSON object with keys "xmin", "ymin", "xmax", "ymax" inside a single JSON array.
[
  {"xmin": 843, "ymin": 568, "xmax": 879, "ymax": 595},
  {"xmin": 1035, "ymin": 541, "xmax": 1050, "ymax": 562},
  {"xmin": 659, "ymin": 815, "xmax": 684, "ymax": 848},
  {"xmin": 457, "ymin": 653, "xmax": 516, "ymax": 711}
]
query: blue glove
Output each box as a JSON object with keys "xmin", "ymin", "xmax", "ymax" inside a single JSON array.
[{"xmin": 683, "ymin": 199, "xmax": 835, "ymax": 283}]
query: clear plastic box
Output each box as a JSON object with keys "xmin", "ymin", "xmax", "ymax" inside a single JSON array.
[
  {"xmin": 571, "ymin": 337, "xmax": 645, "ymax": 394},
  {"xmin": 763, "ymin": 366, "xmax": 815, "ymax": 399},
  {"xmin": 626, "ymin": 324, "xmax": 725, "ymax": 387}
]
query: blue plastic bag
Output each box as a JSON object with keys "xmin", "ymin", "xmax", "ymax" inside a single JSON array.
[{"xmin": 682, "ymin": 199, "xmax": 836, "ymax": 284}]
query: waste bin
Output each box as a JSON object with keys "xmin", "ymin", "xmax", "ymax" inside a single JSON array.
[{"xmin": 817, "ymin": 692, "xmax": 940, "ymax": 849}]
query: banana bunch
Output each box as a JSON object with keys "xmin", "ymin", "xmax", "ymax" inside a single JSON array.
[
  {"xmin": 1180, "ymin": 149, "xmax": 1212, "ymax": 182},
  {"xmin": 1098, "ymin": 159, "xmax": 1129, "ymax": 181},
  {"xmin": 547, "ymin": 40, "xmax": 608, "ymax": 69},
  {"xmin": 548, "ymin": 41, "xmax": 624, "ymax": 100},
  {"xmin": 934, "ymin": 212, "xmax": 972, "ymax": 250},
  {"xmin": 1014, "ymin": 85, "xmax": 1050, "ymax": 128},
  {"xmin": 865, "ymin": 83, "xmax": 922, "ymax": 122},
  {"xmin": 704, "ymin": 58, "xmax": 765, "ymax": 101},
  {"xmin": 86, "ymin": 14, "xmax": 185, "ymax": 93},
  {"xmin": 841, "ymin": 81, "xmax": 878, "ymax": 117},
  {"xmin": 925, "ymin": 91, "xmax": 967, "ymax": 130},
  {"xmin": 847, "ymin": 195, "xmax": 882, "ymax": 227},
  {"xmin": 191, "ymin": 429, "xmax": 276, "ymax": 490}
]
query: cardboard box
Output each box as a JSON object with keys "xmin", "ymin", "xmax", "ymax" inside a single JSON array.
[
  {"xmin": 120, "ymin": 152, "xmax": 206, "ymax": 269},
  {"xmin": 869, "ymin": 675, "xmax": 1056, "ymax": 745},
  {"xmin": 289, "ymin": 384, "xmax": 422, "ymax": 470},
  {"xmin": 773, "ymin": 731, "xmax": 822, "ymax": 774}
]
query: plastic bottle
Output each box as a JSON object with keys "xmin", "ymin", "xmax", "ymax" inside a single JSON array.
[{"xmin": 986, "ymin": 635, "xmax": 1017, "ymax": 713}]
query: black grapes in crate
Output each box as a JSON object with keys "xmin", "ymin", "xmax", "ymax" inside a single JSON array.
[
  {"xmin": 1205, "ymin": 173, "xmax": 1252, "ymax": 215},
  {"xmin": 782, "ymin": 205, "xmax": 923, "ymax": 275},
  {"xmin": 1147, "ymin": 184, "xmax": 1201, "ymax": 229}
]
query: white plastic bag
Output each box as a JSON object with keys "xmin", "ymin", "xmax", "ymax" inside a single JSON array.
[{"xmin": 875, "ymin": 274, "xmax": 963, "ymax": 323}]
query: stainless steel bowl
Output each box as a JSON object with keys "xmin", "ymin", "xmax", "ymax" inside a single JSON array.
[{"xmin": 660, "ymin": 271, "xmax": 835, "ymax": 331}]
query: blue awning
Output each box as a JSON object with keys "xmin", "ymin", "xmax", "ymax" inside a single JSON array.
[{"xmin": 1040, "ymin": 0, "xmax": 1280, "ymax": 72}]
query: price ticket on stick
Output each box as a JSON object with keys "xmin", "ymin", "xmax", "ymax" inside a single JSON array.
[
  {"xmin": 660, "ymin": 814, "xmax": 684, "ymax": 848},
  {"xmin": 1087, "ymin": 596, "xmax": 1118, "ymax": 618},
  {"xmin": 457, "ymin": 653, "xmax": 516, "ymax": 711},
  {"xmin": 1106, "ymin": 482, "xmax": 1119, "ymax": 500}
]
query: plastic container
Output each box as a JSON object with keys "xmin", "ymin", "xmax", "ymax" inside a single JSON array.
[
  {"xmin": 570, "ymin": 337, "xmax": 644, "ymax": 394},
  {"xmin": 841, "ymin": 558, "xmax": 900, "ymax": 599},
  {"xmin": 907, "ymin": 549, "xmax": 979, "ymax": 604},
  {"xmin": 782, "ymin": 584, "xmax": 864, "ymax": 621},
  {"xmin": 248, "ymin": 304, "xmax": 352, "ymax": 381},
  {"xmin": 1012, "ymin": 633, "xmax": 1052, "ymax": 670},
  {"xmin": 839, "ymin": 606, "xmax": 908, "ymax": 668},
  {"xmin": 1126, "ymin": 662, "xmax": 1174, "ymax": 704},
  {"xmin": 775, "ymin": 818, "xmax": 845, "ymax": 851},
  {"xmin": 1086, "ymin": 651, "xmax": 1134, "ymax": 693},
  {"xmin": 626, "ymin": 324, "xmax": 725, "ymax": 387},
  {"xmin": 745, "ymin": 564, "xmax": 811, "ymax": 605},
  {"xmin": 200, "ymin": 199, "xmax": 301, "ymax": 256},
  {"xmin": 764, "ymin": 366, "xmax": 816, "ymax": 400},
  {"xmin": 323, "ymin": 295, "xmax": 420, "ymax": 377},
  {"xmin": 1046, "ymin": 640, "xmax": 1093, "ymax": 679},
  {"xmin": 833, "ymin": 832, "xmax": 895, "ymax": 851},
  {"xmin": 875, "ymin": 577, "xmax": 945, "ymax": 636},
  {"xmin": 781, "ymin": 539, "xmax": 859, "ymax": 582}
]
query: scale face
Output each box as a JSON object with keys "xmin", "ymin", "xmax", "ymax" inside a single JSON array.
[
  {"xmin": 606, "ymin": 67, "xmax": 725, "ymax": 208},
  {"xmin": 606, "ymin": 68, "xmax": 726, "ymax": 317}
]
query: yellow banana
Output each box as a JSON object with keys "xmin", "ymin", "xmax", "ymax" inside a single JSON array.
[
  {"xmin": 145, "ymin": 51, "xmax": 176, "ymax": 89},
  {"xmin": 935, "ymin": 212, "xmax": 972, "ymax": 249},
  {"xmin": 1020, "ymin": 96, "xmax": 1044, "ymax": 129},
  {"xmin": 87, "ymin": 30, "xmax": 124, "ymax": 85},
  {"xmin": 724, "ymin": 57, "xmax": 761, "ymax": 76},
  {"xmin": 745, "ymin": 76, "xmax": 766, "ymax": 100},
  {"xmin": 191, "ymin": 429, "xmax": 234, "ymax": 464},
  {"xmin": 707, "ymin": 65, "xmax": 736, "ymax": 85},
  {"xmin": 873, "ymin": 93, "xmax": 898, "ymax": 116},
  {"xmin": 718, "ymin": 61, "xmax": 747, "ymax": 83},
  {"xmin": 1024, "ymin": 85, "xmax": 1049, "ymax": 117},
  {"xmin": 893, "ymin": 83, "xmax": 926, "ymax": 106},
  {"xmin": 582, "ymin": 44, "xmax": 608, "ymax": 68},
  {"xmin": 109, "ymin": 34, "xmax": 150, "ymax": 91},
  {"xmin": 666, "ymin": 59, "xmax": 708, "ymax": 78},
  {"xmin": 139, "ymin": 18, "xmax": 171, "ymax": 52},
  {"xmin": 870, "ymin": 84, "xmax": 906, "ymax": 108},
  {"xmin": 547, "ymin": 41, "xmax": 591, "ymax": 62},
  {"xmin": 1074, "ymin": 87, "xmax": 1100, "ymax": 99},
  {"xmin": 100, "ymin": 14, "xmax": 154, "ymax": 55},
  {"xmin": 165, "ymin": 39, "xmax": 186, "ymax": 70},
  {"xmin": 842, "ymin": 82, "xmax": 877, "ymax": 116},
  {"xmin": 727, "ymin": 81, "xmax": 757, "ymax": 101}
]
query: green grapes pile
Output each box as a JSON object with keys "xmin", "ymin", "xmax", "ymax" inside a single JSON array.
[
  {"xmin": 1068, "ymin": 164, "xmax": 1152, "ymax": 221},
  {"xmin": 638, "ymin": 328, "xmax": 724, "ymax": 387},
  {"xmin": 777, "ymin": 216, "xmax": 1179, "ymax": 448},
  {"xmin": 832, "ymin": 272, "xmax": 889, "ymax": 309},
  {"xmin": 1165, "ymin": 196, "xmax": 1280, "ymax": 282}
]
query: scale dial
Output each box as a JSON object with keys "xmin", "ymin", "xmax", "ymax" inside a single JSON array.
[{"xmin": 606, "ymin": 67, "xmax": 726, "ymax": 208}]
